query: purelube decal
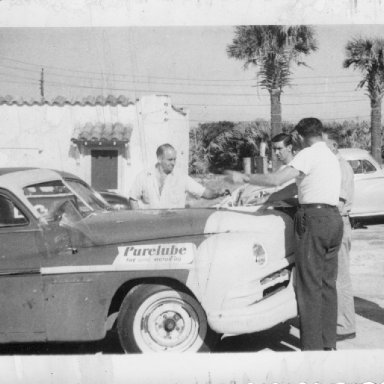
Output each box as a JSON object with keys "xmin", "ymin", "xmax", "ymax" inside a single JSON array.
[{"xmin": 114, "ymin": 243, "xmax": 195, "ymax": 265}]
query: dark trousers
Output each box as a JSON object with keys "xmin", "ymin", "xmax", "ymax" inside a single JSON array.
[{"xmin": 294, "ymin": 206, "xmax": 343, "ymax": 350}]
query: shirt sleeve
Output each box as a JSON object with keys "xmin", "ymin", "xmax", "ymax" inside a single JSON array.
[
  {"xmin": 129, "ymin": 173, "xmax": 144, "ymax": 201},
  {"xmin": 185, "ymin": 176, "xmax": 205, "ymax": 198},
  {"xmin": 288, "ymin": 148, "xmax": 311, "ymax": 175},
  {"xmin": 339, "ymin": 158, "xmax": 354, "ymax": 202}
]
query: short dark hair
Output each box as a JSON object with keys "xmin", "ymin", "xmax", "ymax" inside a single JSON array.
[
  {"xmin": 293, "ymin": 118, "xmax": 323, "ymax": 139},
  {"xmin": 271, "ymin": 133, "xmax": 293, "ymax": 147},
  {"xmin": 156, "ymin": 143, "xmax": 175, "ymax": 158},
  {"xmin": 322, "ymin": 127, "xmax": 341, "ymax": 145}
]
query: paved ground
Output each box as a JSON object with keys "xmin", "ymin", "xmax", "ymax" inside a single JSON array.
[{"xmin": 0, "ymin": 222, "xmax": 383, "ymax": 355}]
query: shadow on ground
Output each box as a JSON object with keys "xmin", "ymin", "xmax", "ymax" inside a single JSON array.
[
  {"xmin": 0, "ymin": 330, "xmax": 123, "ymax": 355},
  {"xmin": 352, "ymin": 216, "xmax": 384, "ymax": 228},
  {"xmin": 215, "ymin": 318, "xmax": 300, "ymax": 353},
  {"xmin": 0, "ymin": 319, "xmax": 301, "ymax": 355},
  {"xmin": 354, "ymin": 296, "xmax": 384, "ymax": 326}
]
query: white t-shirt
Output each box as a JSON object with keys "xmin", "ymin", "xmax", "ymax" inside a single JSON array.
[
  {"xmin": 130, "ymin": 167, "xmax": 205, "ymax": 209},
  {"xmin": 288, "ymin": 141, "xmax": 341, "ymax": 205}
]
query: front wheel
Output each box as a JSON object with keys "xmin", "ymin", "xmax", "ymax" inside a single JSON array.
[{"xmin": 117, "ymin": 284, "xmax": 218, "ymax": 353}]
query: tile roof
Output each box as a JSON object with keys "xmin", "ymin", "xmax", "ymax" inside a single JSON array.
[
  {"xmin": 0, "ymin": 95, "xmax": 134, "ymax": 107},
  {"xmin": 71, "ymin": 122, "xmax": 133, "ymax": 143}
]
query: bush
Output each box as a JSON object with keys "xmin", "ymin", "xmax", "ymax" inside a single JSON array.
[{"xmin": 189, "ymin": 119, "xmax": 382, "ymax": 174}]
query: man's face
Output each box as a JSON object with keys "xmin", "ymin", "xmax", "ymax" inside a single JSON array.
[
  {"xmin": 272, "ymin": 140, "xmax": 293, "ymax": 165},
  {"xmin": 322, "ymin": 133, "xmax": 338, "ymax": 154},
  {"xmin": 158, "ymin": 148, "xmax": 177, "ymax": 174}
]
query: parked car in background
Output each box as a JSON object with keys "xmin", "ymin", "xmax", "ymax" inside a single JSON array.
[
  {"xmin": 0, "ymin": 168, "xmax": 297, "ymax": 353},
  {"xmin": 99, "ymin": 190, "xmax": 131, "ymax": 210},
  {"xmin": 219, "ymin": 148, "xmax": 384, "ymax": 221},
  {"xmin": 339, "ymin": 148, "xmax": 384, "ymax": 220}
]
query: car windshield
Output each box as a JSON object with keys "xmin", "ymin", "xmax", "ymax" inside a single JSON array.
[
  {"xmin": 23, "ymin": 178, "xmax": 110, "ymax": 220},
  {"xmin": 64, "ymin": 178, "xmax": 110, "ymax": 212}
]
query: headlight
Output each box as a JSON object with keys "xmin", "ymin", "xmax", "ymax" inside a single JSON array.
[{"xmin": 252, "ymin": 242, "xmax": 267, "ymax": 266}]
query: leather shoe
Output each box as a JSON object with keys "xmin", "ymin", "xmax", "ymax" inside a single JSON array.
[{"xmin": 336, "ymin": 332, "xmax": 356, "ymax": 342}]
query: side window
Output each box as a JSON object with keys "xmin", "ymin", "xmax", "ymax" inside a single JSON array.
[
  {"xmin": 0, "ymin": 194, "xmax": 29, "ymax": 227},
  {"xmin": 361, "ymin": 160, "xmax": 376, "ymax": 173},
  {"xmin": 23, "ymin": 180, "xmax": 87, "ymax": 218},
  {"xmin": 348, "ymin": 160, "xmax": 376, "ymax": 174}
]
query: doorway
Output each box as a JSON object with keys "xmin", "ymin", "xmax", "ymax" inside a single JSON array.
[{"xmin": 91, "ymin": 149, "xmax": 118, "ymax": 190}]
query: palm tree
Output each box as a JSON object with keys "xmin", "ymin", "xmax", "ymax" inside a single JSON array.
[
  {"xmin": 227, "ymin": 25, "xmax": 317, "ymax": 138},
  {"xmin": 344, "ymin": 37, "xmax": 384, "ymax": 164}
]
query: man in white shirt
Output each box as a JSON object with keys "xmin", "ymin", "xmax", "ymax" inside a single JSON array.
[
  {"xmin": 323, "ymin": 127, "xmax": 356, "ymax": 342},
  {"xmin": 226, "ymin": 118, "xmax": 343, "ymax": 351},
  {"xmin": 130, "ymin": 143, "xmax": 222, "ymax": 209}
]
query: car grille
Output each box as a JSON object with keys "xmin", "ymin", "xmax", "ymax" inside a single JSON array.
[{"xmin": 260, "ymin": 266, "xmax": 292, "ymax": 299}]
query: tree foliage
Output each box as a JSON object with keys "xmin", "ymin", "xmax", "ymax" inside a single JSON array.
[
  {"xmin": 227, "ymin": 26, "xmax": 317, "ymax": 91},
  {"xmin": 189, "ymin": 120, "xmax": 270, "ymax": 173},
  {"xmin": 344, "ymin": 37, "xmax": 384, "ymax": 164},
  {"xmin": 227, "ymin": 26, "xmax": 318, "ymax": 137},
  {"xmin": 189, "ymin": 119, "xmax": 379, "ymax": 175}
]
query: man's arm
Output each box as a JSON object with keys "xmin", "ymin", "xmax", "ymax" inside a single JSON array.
[
  {"xmin": 129, "ymin": 173, "xmax": 144, "ymax": 210},
  {"xmin": 266, "ymin": 182, "xmax": 298, "ymax": 203},
  {"xmin": 226, "ymin": 166, "xmax": 300, "ymax": 187},
  {"xmin": 186, "ymin": 176, "xmax": 224, "ymax": 200},
  {"xmin": 201, "ymin": 187, "xmax": 222, "ymax": 200}
]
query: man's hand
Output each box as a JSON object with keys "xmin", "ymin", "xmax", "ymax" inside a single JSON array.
[
  {"xmin": 224, "ymin": 170, "xmax": 250, "ymax": 184},
  {"xmin": 202, "ymin": 188, "xmax": 229, "ymax": 200}
]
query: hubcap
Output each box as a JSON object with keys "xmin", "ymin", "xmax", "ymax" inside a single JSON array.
[
  {"xmin": 146, "ymin": 303, "xmax": 193, "ymax": 349},
  {"xmin": 133, "ymin": 293, "xmax": 207, "ymax": 352}
]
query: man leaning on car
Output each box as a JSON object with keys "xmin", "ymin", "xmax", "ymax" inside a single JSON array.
[
  {"xmin": 129, "ymin": 143, "xmax": 223, "ymax": 209},
  {"xmin": 226, "ymin": 117, "xmax": 343, "ymax": 351}
]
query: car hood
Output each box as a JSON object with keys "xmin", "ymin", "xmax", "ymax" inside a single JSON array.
[{"xmin": 77, "ymin": 208, "xmax": 219, "ymax": 245}]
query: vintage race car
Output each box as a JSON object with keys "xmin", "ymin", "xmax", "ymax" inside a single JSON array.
[
  {"xmin": 0, "ymin": 168, "xmax": 297, "ymax": 353},
  {"xmin": 220, "ymin": 148, "xmax": 384, "ymax": 220}
]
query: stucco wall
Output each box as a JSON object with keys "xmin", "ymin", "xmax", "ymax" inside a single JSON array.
[{"xmin": 0, "ymin": 95, "xmax": 189, "ymax": 196}]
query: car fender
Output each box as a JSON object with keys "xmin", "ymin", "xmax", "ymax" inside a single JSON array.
[{"xmin": 186, "ymin": 210, "xmax": 295, "ymax": 315}]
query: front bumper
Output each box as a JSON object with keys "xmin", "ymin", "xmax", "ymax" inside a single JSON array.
[{"xmin": 207, "ymin": 267, "xmax": 298, "ymax": 335}]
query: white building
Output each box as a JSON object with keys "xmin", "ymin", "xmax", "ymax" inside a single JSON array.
[{"xmin": 0, "ymin": 94, "xmax": 189, "ymax": 196}]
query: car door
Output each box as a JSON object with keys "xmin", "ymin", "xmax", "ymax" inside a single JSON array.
[
  {"xmin": 0, "ymin": 189, "xmax": 47, "ymax": 342},
  {"xmin": 348, "ymin": 159, "xmax": 384, "ymax": 217}
]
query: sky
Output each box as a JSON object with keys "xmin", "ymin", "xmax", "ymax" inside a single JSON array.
[{"xmin": 1, "ymin": 25, "xmax": 384, "ymax": 127}]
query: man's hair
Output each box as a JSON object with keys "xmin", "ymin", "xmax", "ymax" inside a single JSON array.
[
  {"xmin": 293, "ymin": 117, "xmax": 323, "ymax": 139},
  {"xmin": 322, "ymin": 127, "xmax": 341, "ymax": 145},
  {"xmin": 271, "ymin": 133, "xmax": 293, "ymax": 147},
  {"xmin": 156, "ymin": 143, "xmax": 175, "ymax": 158}
]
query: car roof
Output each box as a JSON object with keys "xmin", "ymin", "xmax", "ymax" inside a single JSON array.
[
  {"xmin": 0, "ymin": 168, "xmax": 86, "ymax": 220},
  {"xmin": 339, "ymin": 148, "xmax": 382, "ymax": 170},
  {"xmin": 0, "ymin": 167, "xmax": 80, "ymax": 180},
  {"xmin": 339, "ymin": 148, "xmax": 371, "ymax": 160}
]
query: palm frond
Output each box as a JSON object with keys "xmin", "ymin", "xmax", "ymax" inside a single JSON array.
[
  {"xmin": 227, "ymin": 25, "xmax": 317, "ymax": 93},
  {"xmin": 344, "ymin": 37, "xmax": 384, "ymax": 100}
]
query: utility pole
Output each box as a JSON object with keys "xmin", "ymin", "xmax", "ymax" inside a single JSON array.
[{"xmin": 39, "ymin": 68, "xmax": 45, "ymax": 101}]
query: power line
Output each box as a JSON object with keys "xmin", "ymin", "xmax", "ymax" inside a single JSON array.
[
  {"xmin": 0, "ymin": 79, "xmax": 39, "ymax": 85},
  {"xmin": 0, "ymin": 54, "xmax": 363, "ymax": 84},
  {"xmin": 41, "ymin": 79, "xmax": 369, "ymax": 101},
  {"xmin": 0, "ymin": 71, "xmax": 40, "ymax": 82},
  {"xmin": 189, "ymin": 115, "xmax": 371, "ymax": 123},
  {"xmin": 183, "ymin": 99, "xmax": 366, "ymax": 107},
  {"xmin": 0, "ymin": 62, "xmax": 363, "ymax": 89}
]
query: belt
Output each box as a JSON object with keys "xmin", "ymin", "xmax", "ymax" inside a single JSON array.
[{"xmin": 299, "ymin": 203, "xmax": 336, "ymax": 209}]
